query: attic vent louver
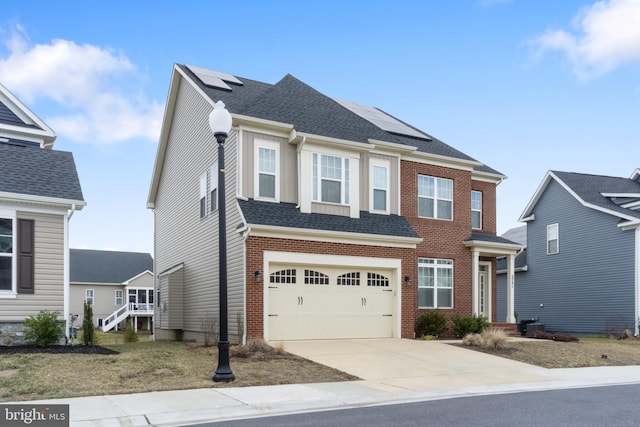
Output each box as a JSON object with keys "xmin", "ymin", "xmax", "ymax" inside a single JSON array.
[{"xmin": 186, "ymin": 65, "xmax": 243, "ymax": 91}]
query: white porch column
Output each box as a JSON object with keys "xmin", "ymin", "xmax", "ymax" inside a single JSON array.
[
  {"xmin": 471, "ymin": 249, "xmax": 479, "ymax": 315},
  {"xmin": 506, "ymin": 254, "xmax": 516, "ymax": 323}
]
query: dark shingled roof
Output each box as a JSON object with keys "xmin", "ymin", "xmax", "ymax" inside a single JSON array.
[
  {"xmin": 0, "ymin": 143, "xmax": 84, "ymax": 201},
  {"xmin": 496, "ymin": 248, "xmax": 528, "ymax": 272},
  {"xmin": 179, "ymin": 65, "xmax": 501, "ymax": 176},
  {"xmin": 238, "ymin": 199, "xmax": 419, "ymax": 239},
  {"xmin": 70, "ymin": 249, "xmax": 153, "ymax": 284},
  {"xmin": 465, "ymin": 232, "xmax": 522, "ymax": 246},
  {"xmin": 552, "ymin": 171, "xmax": 640, "ymax": 221}
]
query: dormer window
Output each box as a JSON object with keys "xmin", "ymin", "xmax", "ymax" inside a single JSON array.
[{"xmin": 313, "ymin": 153, "xmax": 350, "ymax": 205}]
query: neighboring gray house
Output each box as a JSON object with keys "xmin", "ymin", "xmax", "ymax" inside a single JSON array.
[
  {"xmin": 498, "ymin": 169, "xmax": 640, "ymax": 336},
  {"xmin": 147, "ymin": 64, "xmax": 519, "ymax": 344},
  {"xmin": 69, "ymin": 249, "xmax": 154, "ymax": 332},
  {"xmin": 0, "ymin": 82, "xmax": 85, "ymax": 345}
]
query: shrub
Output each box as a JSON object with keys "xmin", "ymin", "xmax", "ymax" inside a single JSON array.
[
  {"xmin": 452, "ymin": 314, "xmax": 489, "ymax": 338},
  {"xmin": 200, "ymin": 312, "xmax": 218, "ymax": 347},
  {"xmin": 415, "ymin": 310, "xmax": 448, "ymax": 338},
  {"xmin": 23, "ymin": 310, "xmax": 63, "ymax": 347},
  {"xmin": 463, "ymin": 328, "xmax": 509, "ymax": 350},
  {"xmin": 123, "ymin": 319, "xmax": 139, "ymax": 343},
  {"xmin": 82, "ymin": 301, "xmax": 94, "ymax": 346}
]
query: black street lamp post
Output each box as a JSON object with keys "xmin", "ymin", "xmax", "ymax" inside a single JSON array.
[{"xmin": 209, "ymin": 100, "xmax": 235, "ymax": 383}]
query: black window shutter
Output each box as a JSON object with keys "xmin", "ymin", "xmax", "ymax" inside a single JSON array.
[{"xmin": 17, "ymin": 219, "xmax": 34, "ymax": 294}]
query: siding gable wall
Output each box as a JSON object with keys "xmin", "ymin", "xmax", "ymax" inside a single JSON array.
[
  {"xmin": 154, "ymin": 80, "xmax": 244, "ymax": 341},
  {"xmin": 518, "ymin": 179, "xmax": 635, "ymax": 334}
]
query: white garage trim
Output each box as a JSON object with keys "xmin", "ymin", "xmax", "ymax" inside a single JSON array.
[{"xmin": 263, "ymin": 251, "xmax": 402, "ymax": 341}]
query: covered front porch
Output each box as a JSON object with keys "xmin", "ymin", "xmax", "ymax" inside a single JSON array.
[{"xmin": 464, "ymin": 232, "xmax": 523, "ymax": 324}]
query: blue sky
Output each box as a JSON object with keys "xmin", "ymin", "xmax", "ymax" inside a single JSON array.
[{"xmin": 1, "ymin": 0, "xmax": 639, "ymax": 255}]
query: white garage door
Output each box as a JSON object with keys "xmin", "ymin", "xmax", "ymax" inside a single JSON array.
[{"xmin": 267, "ymin": 264, "xmax": 396, "ymax": 340}]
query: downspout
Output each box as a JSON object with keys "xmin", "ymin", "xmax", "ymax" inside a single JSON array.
[
  {"xmin": 241, "ymin": 226, "xmax": 249, "ymax": 345},
  {"xmin": 64, "ymin": 204, "xmax": 76, "ymax": 340},
  {"xmin": 295, "ymin": 136, "xmax": 306, "ymax": 209},
  {"xmin": 636, "ymin": 227, "xmax": 640, "ymax": 336}
]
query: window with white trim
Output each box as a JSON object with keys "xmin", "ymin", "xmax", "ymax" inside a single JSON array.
[
  {"xmin": 85, "ymin": 289, "xmax": 94, "ymax": 306},
  {"xmin": 313, "ymin": 153, "xmax": 350, "ymax": 204},
  {"xmin": 547, "ymin": 223, "xmax": 559, "ymax": 255},
  {"xmin": 471, "ymin": 190, "xmax": 482, "ymax": 229},
  {"xmin": 255, "ymin": 141, "xmax": 279, "ymax": 200},
  {"xmin": 115, "ymin": 289, "xmax": 123, "ymax": 306},
  {"xmin": 418, "ymin": 258, "xmax": 453, "ymax": 308},
  {"xmin": 210, "ymin": 162, "xmax": 218, "ymax": 211},
  {"xmin": 0, "ymin": 216, "xmax": 13, "ymax": 292},
  {"xmin": 370, "ymin": 160, "xmax": 389, "ymax": 213},
  {"xmin": 418, "ymin": 175, "xmax": 453, "ymax": 220},
  {"xmin": 199, "ymin": 172, "xmax": 207, "ymax": 218}
]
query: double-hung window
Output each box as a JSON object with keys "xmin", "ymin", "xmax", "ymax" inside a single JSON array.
[
  {"xmin": 199, "ymin": 173, "xmax": 207, "ymax": 218},
  {"xmin": 85, "ymin": 289, "xmax": 94, "ymax": 306},
  {"xmin": 370, "ymin": 160, "xmax": 389, "ymax": 213},
  {"xmin": 210, "ymin": 163, "xmax": 218, "ymax": 211},
  {"xmin": 418, "ymin": 258, "xmax": 453, "ymax": 308},
  {"xmin": 255, "ymin": 141, "xmax": 279, "ymax": 200},
  {"xmin": 418, "ymin": 175, "xmax": 453, "ymax": 220},
  {"xmin": 0, "ymin": 216, "xmax": 13, "ymax": 292},
  {"xmin": 547, "ymin": 223, "xmax": 559, "ymax": 254},
  {"xmin": 313, "ymin": 153, "xmax": 350, "ymax": 205},
  {"xmin": 471, "ymin": 190, "xmax": 482, "ymax": 229},
  {"xmin": 115, "ymin": 289, "xmax": 123, "ymax": 306}
]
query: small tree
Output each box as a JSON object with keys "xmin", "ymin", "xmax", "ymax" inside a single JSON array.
[
  {"xmin": 123, "ymin": 318, "xmax": 139, "ymax": 343},
  {"xmin": 24, "ymin": 310, "xmax": 63, "ymax": 347},
  {"xmin": 82, "ymin": 300, "xmax": 94, "ymax": 346}
]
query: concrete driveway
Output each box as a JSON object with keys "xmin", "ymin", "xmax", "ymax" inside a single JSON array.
[{"xmin": 283, "ymin": 338, "xmax": 554, "ymax": 392}]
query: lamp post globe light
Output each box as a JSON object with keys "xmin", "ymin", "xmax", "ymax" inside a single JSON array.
[{"xmin": 209, "ymin": 100, "xmax": 235, "ymax": 383}]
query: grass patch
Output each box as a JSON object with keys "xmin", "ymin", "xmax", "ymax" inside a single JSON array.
[{"xmin": 0, "ymin": 336, "xmax": 356, "ymax": 402}]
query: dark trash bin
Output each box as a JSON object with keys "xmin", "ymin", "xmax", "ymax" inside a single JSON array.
[
  {"xmin": 526, "ymin": 322, "xmax": 545, "ymax": 337},
  {"xmin": 520, "ymin": 319, "xmax": 536, "ymax": 336}
]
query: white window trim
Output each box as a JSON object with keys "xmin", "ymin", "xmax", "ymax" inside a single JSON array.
[
  {"xmin": 115, "ymin": 289, "xmax": 123, "ymax": 306},
  {"xmin": 313, "ymin": 152, "xmax": 350, "ymax": 205},
  {"xmin": 471, "ymin": 190, "xmax": 482, "ymax": 230},
  {"xmin": 85, "ymin": 289, "xmax": 94, "ymax": 305},
  {"xmin": 370, "ymin": 159, "xmax": 390, "ymax": 214},
  {"xmin": 547, "ymin": 223, "xmax": 559, "ymax": 255},
  {"xmin": 0, "ymin": 209, "xmax": 17, "ymax": 298},
  {"xmin": 254, "ymin": 140, "xmax": 280, "ymax": 202},
  {"xmin": 418, "ymin": 175, "xmax": 453, "ymax": 220},
  {"xmin": 418, "ymin": 258, "xmax": 454, "ymax": 309},
  {"xmin": 199, "ymin": 172, "xmax": 207, "ymax": 219},
  {"xmin": 210, "ymin": 162, "xmax": 218, "ymax": 211}
]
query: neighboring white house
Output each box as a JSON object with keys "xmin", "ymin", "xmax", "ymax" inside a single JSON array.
[
  {"xmin": 0, "ymin": 82, "xmax": 85, "ymax": 345},
  {"xmin": 69, "ymin": 249, "xmax": 154, "ymax": 332}
]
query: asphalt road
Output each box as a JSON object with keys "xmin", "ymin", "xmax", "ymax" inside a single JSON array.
[{"xmin": 195, "ymin": 383, "xmax": 640, "ymax": 427}]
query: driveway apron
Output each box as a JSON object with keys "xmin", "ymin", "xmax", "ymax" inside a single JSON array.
[{"xmin": 282, "ymin": 338, "xmax": 554, "ymax": 392}]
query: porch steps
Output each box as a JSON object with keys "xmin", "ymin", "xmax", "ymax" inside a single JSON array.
[{"xmin": 491, "ymin": 323, "xmax": 519, "ymax": 337}]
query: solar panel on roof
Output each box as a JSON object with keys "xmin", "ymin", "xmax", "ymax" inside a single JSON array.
[
  {"xmin": 186, "ymin": 65, "xmax": 243, "ymax": 90},
  {"xmin": 334, "ymin": 98, "xmax": 430, "ymax": 140}
]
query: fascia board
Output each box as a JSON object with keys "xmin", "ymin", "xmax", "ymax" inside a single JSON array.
[
  {"xmin": 472, "ymin": 170, "xmax": 507, "ymax": 184},
  {"xmin": 0, "ymin": 192, "xmax": 86, "ymax": 210},
  {"xmin": 0, "ymin": 82, "xmax": 56, "ymax": 143},
  {"xmin": 518, "ymin": 171, "xmax": 554, "ymax": 222},
  {"xmin": 243, "ymin": 224, "xmax": 422, "ymax": 248},
  {"xmin": 402, "ymin": 151, "xmax": 480, "ymax": 172}
]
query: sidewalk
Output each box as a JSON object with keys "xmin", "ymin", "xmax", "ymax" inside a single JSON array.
[{"xmin": 14, "ymin": 339, "xmax": 640, "ymax": 426}]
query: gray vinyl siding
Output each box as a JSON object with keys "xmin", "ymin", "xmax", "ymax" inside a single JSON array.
[
  {"xmin": 240, "ymin": 131, "xmax": 296, "ymax": 203},
  {"xmin": 0, "ymin": 211, "xmax": 65, "ymax": 321},
  {"xmin": 515, "ymin": 180, "xmax": 636, "ymax": 335},
  {"xmin": 69, "ymin": 283, "xmax": 124, "ymax": 326},
  {"xmin": 496, "ymin": 272, "xmax": 507, "ymax": 322},
  {"xmin": 153, "ymin": 80, "xmax": 244, "ymax": 341}
]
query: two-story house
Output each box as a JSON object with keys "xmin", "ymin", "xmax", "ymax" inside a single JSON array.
[
  {"xmin": 498, "ymin": 170, "xmax": 640, "ymax": 336},
  {"xmin": 0, "ymin": 82, "xmax": 85, "ymax": 345},
  {"xmin": 147, "ymin": 65, "xmax": 521, "ymax": 343},
  {"xmin": 69, "ymin": 249, "xmax": 154, "ymax": 332}
]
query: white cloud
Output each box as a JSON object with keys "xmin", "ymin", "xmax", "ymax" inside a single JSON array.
[
  {"xmin": 0, "ymin": 25, "xmax": 163, "ymax": 144},
  {"xmin": 532, "ymin": 0, "xmax": 640, "ymax": 80}
]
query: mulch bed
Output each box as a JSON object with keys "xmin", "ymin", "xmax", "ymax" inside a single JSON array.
[{"xmin": 0, "ymin": 344, "xmax": 119, "ymax": 355}]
